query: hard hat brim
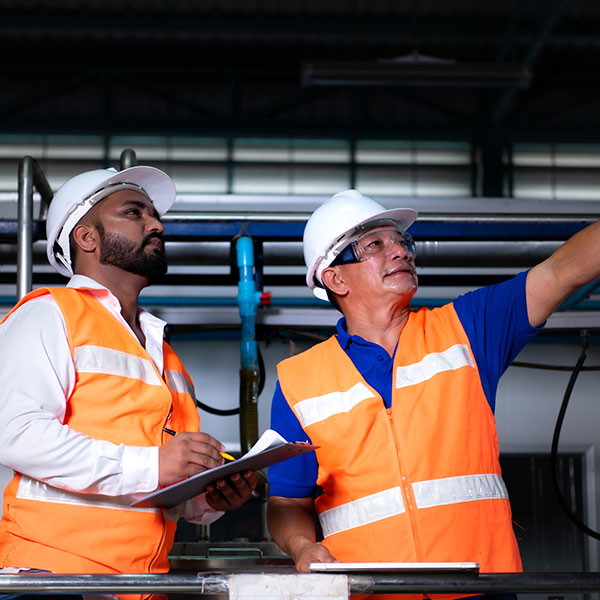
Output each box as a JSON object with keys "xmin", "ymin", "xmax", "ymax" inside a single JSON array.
[
  {"xmin": 353, "ymin": 207, "xmax": 417, "ymax": 233},
  {"xmin": 92, "ymin": 165, "xmax": 176, "ymax": 216}
]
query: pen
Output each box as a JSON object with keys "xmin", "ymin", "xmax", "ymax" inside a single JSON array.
[{"xmin": 163, "ymin": 427, "xmax": 234, "ymax": 462}]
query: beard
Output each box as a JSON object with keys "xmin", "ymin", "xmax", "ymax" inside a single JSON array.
[{"xmin": 96, "ymin": 222, "xmax": 168, "ymax": 284}]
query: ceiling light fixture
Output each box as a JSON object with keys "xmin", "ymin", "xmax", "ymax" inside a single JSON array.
[{"xmin": 301, "ymin": 58, "xmax": 532, "ymax": 89}]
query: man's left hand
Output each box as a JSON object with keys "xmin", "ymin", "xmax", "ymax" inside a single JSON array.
[{"xmin": 205, "ymin": 470, "xmax": 257, "ymax": 511}]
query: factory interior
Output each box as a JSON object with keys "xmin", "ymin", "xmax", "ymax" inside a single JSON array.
[{"xmin": 2, "ymin": 0, "xmax": 600, "ymax": 598}]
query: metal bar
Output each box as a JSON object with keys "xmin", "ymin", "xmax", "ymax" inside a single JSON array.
[
  {"xmin": 120, "ymin": 147, "xmax": 137, "ymax": 170},
  {"xmin": 492, "ymin": 0, "xmax": 569, "ymax": 121},
  {"xmin": 32, "ymin": 159, "xmax": 53, "ymax": 221},
  {"xmin": 349, "ymin": 572, "xmax": 600, "ymax": 594},
  {"xmin": 495, "ymin": 0, "xmax": 531, "ymax": 62},
  {"xmin": 0, "ymin": 238, "xmax": 571, "ymax": 269},
  {"xmin": 162, "ymin": 218, "xmax": 593, "ymax": 241},
  {"xmin": 0, "ymin": 217, "xmax": 593, "ymax": 242},
  {"xmin": 2, "ymin": 572, "xmax": 600, "ymax": 595},
  {"xmin": 0, "ymin": 573, "xmax": 230, "ymax": 595},
  {"xmin": 16, "ymin": 156, "xmax": 34, "ymax": 301}
]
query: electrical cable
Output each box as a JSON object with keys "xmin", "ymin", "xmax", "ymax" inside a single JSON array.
[
  {"xmin": 194, "ymin": 346, "xmax": 266, "ymax": 416},
  {"xmin": 550, "ymin": 330, "xmax": 600, "ymax": 540},
  {"xmin": 194, "ymin": 398, "xmax": 239, "ymax": 416}
]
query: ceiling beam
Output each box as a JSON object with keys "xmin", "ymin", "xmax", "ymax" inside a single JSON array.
[{"xmin": 492, "ymin": 0, "xmax": 569, "ymax": 122}]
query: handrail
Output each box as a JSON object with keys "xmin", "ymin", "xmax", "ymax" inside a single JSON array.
[
  {"xmin": 16, "ymin": 156, "xmax": 53, "ymax": 301},
  {"xmin": 1, "ymin": 571, "xmax": 600, "ymax": 595}
]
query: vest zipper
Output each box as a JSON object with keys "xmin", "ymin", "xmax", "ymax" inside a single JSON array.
[
  {"xmin": 386, "ymin": 407, "xmax": 425, "ymax": 562},
  {"xmin": 162, "ymin": 407, "xmax": 174, "ymax": 442},
  {"xmin": 147, "ymin": 507, "xmax": 169, "ymax": 574}
]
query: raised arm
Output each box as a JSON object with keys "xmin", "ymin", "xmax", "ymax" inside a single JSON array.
[{"xmin": 526, "ymin": 220, "xmax": 600, "ymax": 328}]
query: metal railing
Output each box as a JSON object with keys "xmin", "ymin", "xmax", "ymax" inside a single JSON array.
[
  {"xmin": 1, "ymin": 571, "xmax": 600, "ymax": 596},
  {"xmin": 16, "ymin": 156, "xmax": 53, "ymax": 300}
]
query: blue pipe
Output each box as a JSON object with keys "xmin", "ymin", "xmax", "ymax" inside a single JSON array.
[
  {"xmin": 235, "ymin": 236, "xmax": 262, "ymax": 455},
  {"xmin": 236, "ymin": 236, "xmax": 261, "ymax": 370}
]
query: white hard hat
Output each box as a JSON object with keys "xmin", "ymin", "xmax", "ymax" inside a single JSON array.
[
  {"xmin": 46, "ymin": 166, "xmax": 176, "ymax": 277},
  {"xmin": 304, "ymin": 189, "xmax": 418, "ymax": 301}
]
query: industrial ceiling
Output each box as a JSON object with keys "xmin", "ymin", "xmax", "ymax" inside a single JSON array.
[
  {"xmin": 2, "ymin": 0, "xmax": 600, "ymax": 329},
  {"xmin": 1, "ymin": 0, "xmax": 599, "ymax": 149}
]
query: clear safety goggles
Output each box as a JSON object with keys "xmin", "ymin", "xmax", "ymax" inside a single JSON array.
[{"xmin": 329, "ymin": 220, "xmax": 416, "ymax": 268}]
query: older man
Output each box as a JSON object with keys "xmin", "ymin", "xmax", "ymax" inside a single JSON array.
[
  {"xmin": 0, "ymin": 166, "xmax": 256, "ymax": 600},
  {"xmin": 267, "ymin": 189, "xmax": 599, "ymax": 598}
]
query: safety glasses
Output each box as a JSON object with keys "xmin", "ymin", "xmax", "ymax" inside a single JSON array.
[{"xmin": 329, "ymin": 221, "xmax": 416, "ymax": 267}]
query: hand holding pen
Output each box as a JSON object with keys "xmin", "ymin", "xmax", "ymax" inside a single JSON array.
[
  {"xmin": 159, "ymin": 426, "xmax": 256, "ymax": 510},
  {"xmin": 163, "ymin": 427, "xmax": 235, "ymax": 462},
  {"xmin": 158, "ymin": 429, "xmax": 232, "ymax": 486}
]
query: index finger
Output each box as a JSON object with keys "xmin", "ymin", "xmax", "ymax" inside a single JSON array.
[{"xmin": 181, "ymin": 431, "xmax": 226, "ymax": 452}]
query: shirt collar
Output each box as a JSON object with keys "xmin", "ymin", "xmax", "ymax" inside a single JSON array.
[
  {"xmin": 336, "ymin": 316, "xmax": 375, "ymax": 349},
  {"xmin": 67, "ymin": 274, "xmax": 111, "ymax": 293},
  {"xmin": 65, "ymin": 275, "xmax": 167, "ymax": 333},
  {"xmin": 335, "ymin": 317, "xmax": 352, "ymax": 348},
  {"xmin": 335, "ymin": 315, "xmax": 399, "ymax": 358}
]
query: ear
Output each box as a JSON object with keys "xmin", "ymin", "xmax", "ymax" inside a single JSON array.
[
  {"xmin": 70, "ymin": 222, "xmax": 99, "ymax": 255},
  {"xmin": 321, "ymin": 266, "xmax": 349, "ymax": 297}
]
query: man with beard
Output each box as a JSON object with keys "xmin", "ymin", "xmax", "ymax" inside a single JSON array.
[{"xmin": 0, "ymin": 167, "xmax": 256, "ymax": 600}]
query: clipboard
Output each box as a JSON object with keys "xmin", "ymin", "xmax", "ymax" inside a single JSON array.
[{"xmin": 131, "ymin": 429, "xmax": 317, "ymax": 509}]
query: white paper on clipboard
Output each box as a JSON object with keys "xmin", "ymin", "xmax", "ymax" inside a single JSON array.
[
  {"xmin": 131, "ymin": 429, "xmax": 317, "ymax": 509},
  {"xmin": 308, "ymin": 562, "xmax": 480, "ymax": 573}
]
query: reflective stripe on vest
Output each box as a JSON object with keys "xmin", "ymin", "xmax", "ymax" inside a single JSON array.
[
  {"xmin": 165, "ymin": 369, "xmax": 195, "ymax": 397},
  {"xmin": 395, "ymin": 343, "xmax": 473, "ymax": 389},
  {"xmin": 16, "ymin": 476, "xmax": 158, "ymax": 514},
  {"xmin": 318, "ymin": 474, "xmax": 508, "ymax": 538},
  {"xmin": 74, "ymin": 345, "xmax": 162, "ymax": 386},
  {"xmin": 292, "ymin": 345, "xmax": 474, "ymax": 428},
  {"xmin": 413, "ymin": 473, "xmax": 508, "ymax": 509},
  {"xmin": 319, "ymin": 486, "xmax": 405, "ymax": 538},
  {"xmin": 294, "ymin": 382, "xmax": 374, "ymax": 428}
]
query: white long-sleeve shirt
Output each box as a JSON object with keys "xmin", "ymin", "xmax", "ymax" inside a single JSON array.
[{"xmin": 0, "ymin": 275, "xmax": 221, "ymax": 524}]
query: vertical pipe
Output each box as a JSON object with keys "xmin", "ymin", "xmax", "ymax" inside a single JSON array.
[
  {"xmin": 236, "ymin": 236, "xmax": 260, "ymax": 454},
  {"xmin": 17, "ymin": 156, "xmax": 34, "ymax": 301}
]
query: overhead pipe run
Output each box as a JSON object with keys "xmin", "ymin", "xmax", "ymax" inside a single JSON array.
[
  {"xmin": 6, "ymin": 152, "xmax": 599, "ymax": 322},
  {"xmin": 0, "ymin": 240, "xmax": 564, "ymax": 269}
]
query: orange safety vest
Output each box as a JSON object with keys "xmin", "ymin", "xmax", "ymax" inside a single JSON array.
[
  {"xmin": 0, "ymin": 287, "xmax": 201, "ymax": 600},
  {"xmin": 278, "ymin": 304, "xmax": 522, "ymax": 600}
]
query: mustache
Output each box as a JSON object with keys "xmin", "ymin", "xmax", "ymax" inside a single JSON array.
[
  {"xmin": 384, "ymin": 261, "xmax": 416, "ymax": 277},
  {"xmin": 142, "ymin": 232, "xmax": 165, "ymax": 248}
]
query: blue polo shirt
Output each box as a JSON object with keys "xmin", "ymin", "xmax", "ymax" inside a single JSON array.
[{"xmin": 268, "ymin": 270, "xmax": 542, "ymax": 498}]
